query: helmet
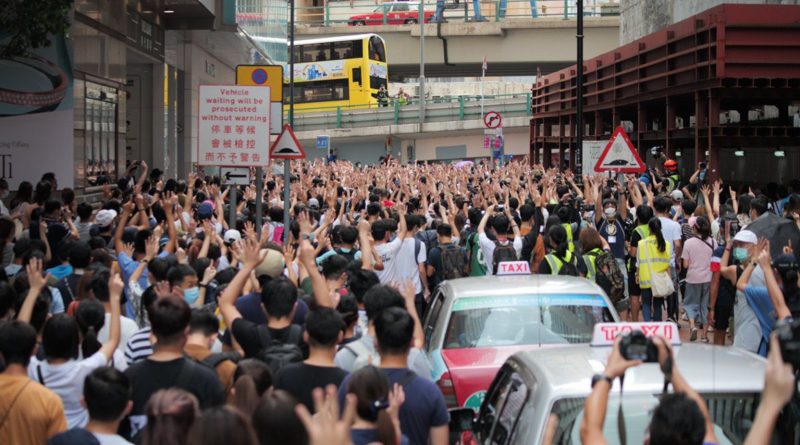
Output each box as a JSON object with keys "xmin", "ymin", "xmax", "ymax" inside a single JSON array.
[{"xmin": 664, "ymin": 159, "xmax": 678, "ymax": 171}]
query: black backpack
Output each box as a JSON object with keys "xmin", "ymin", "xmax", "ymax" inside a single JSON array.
[
  {"xmin": 439, "ymin": 244, "xmax": 467, "ymax": 280},
  {"xmin": 492, "ymin": 240, "xmax": 519, "ymax": 274},
  {"xmin": 552, "ymin": 253, "xmax": 579, "ymax": 277},
  {"xmin": 254, "ymin": 325, "xmax": 304, "ymax": 375}
]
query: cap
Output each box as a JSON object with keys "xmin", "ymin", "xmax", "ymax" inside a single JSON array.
[
  {"xmin": 664, "ymin": 159, "xmax": 678, "ymax": 170},
  {"xmin": 638, "ymin": 175, "xmax": 650, "ymax": 185},
  {"xmin": 308, "ymin": 198, "xmax": 320, "ymax": 209},
  {"xmin": 732, "ymin": 230, "xmax": 757, "ymax": 244},
  {"xmin": 223, "ymin": 229, "xmax": 242, "ymax": 244},
  {"xmin": 95, "ymin": 209, "xmax": 117, "ymax": 228},
  {"xmin": 197, "ymin": 202, "xmax": 214, "ymax": 219},
  {"xmin": 670, "ymin": 190, "xmax": 684, "ymax": 201},
  {"xmin": 254, "ymin": 248, "xmax": 286, "ymax": 279}
]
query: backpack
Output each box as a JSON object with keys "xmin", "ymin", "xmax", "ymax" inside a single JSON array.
[
  {"xmin": 558, "ymin": 256, "xmax": 579, "ymax": 276},
  {"xmin": 546, "ymin": 253, "xmax": 579, "ymax": 276},
  {"xmin": 415, "ymin": 229, "xmax": 439, "ymax": 259},
  {"xmin": 334, "ymin": 247, "xmax": 358, "ymax": 264},
  {"xmin": 345, "ymin": 339, "xmax": 380, "ymax": 371},
  {"xmin": 254, "ymin": 325, "xmax": 304, "ymax": 375},
  {"xmin": 439, "ymin": 244, "xmax": 467, "ymax": 280},
  {"xmin": 588, "ymin": 250, "xmax": 625, "ymax": 304},
  {"xmin": 200, "ymin": 351, "xmax": 242, "ymax": 369},
  {"xmin": 492, "ymin": 240, "xmax": 518, "ymax": 274},
  {"xmin": 467, "ymin": 233, "xmax": 488, "ymax": 276}
]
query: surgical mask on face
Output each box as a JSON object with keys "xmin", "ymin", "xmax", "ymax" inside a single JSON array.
[
  {"xmin": 604, "ymin": 207, "xmax": 617, "ymax": 219},
  {"xmin": 183, "ymin": 286, "xmax": 200, "ymax": 305},
  {"xmin": 733, "ymin": 247, "xmax": 749, "ymax": 262}
]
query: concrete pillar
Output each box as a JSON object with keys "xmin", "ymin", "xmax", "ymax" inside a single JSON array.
[
  {"xmin": 151, "ymin": 63, "xmax": 167, "ymax": 179},
  {"xmin": 694, "ymin": 90, "xmax": 707, "ymax": 168},
  {"xmin": 707, "ymin": 91, "xmax": 721, "ymax": 182},
  {"xmin": 666, "ymin": 96, "xmax": 675, "ymax": 155},
  {"xmin": 637, "ymin": 102, "xmax": 647, "ymax": 161}
]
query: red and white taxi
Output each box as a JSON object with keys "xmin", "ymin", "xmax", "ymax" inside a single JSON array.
[{"xmin": 423, "ymin": 264, "xmax": 620, "ymax": 411}]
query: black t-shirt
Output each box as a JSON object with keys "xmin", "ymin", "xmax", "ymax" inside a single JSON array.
[
  {"xmin": 274, "ymin": 362, "xmax": 349, "ymax": 412},
  {"xmin": 231, "ymin": 318, "xmax": 307, "ymax": 358},
  {"xmin": 122, "ymin": 357, "xmax": 225, "ymax": 438}
]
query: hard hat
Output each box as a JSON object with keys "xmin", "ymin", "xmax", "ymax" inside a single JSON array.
[{"xmin": 664, "ymin": 159, "xmax": 678, "ymax": 171}]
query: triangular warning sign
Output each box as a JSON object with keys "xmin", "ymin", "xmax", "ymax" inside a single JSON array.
[
  {"xmin": 269, "ymin": 124, "xmax": 306, "ymax": 160},
  {"xmin": 594, "ymin": 127, "xmax": 645, "ymax": 173}
]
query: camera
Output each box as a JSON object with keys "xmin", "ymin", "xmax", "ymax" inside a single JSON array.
[
  {"xmin": 699, "ymin": 162, "xmax": 707, "ymax": 170},
  {"xmin": 775, "ymin": 318, "xmax": 800, "ymax": 371},
  {"xmin": 620, "ymin": 331, "xmax": 659, "ymax": 363}
]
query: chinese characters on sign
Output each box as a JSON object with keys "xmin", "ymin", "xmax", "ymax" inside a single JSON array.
[{"xmin": 198, "ymin": 86, "xmax": 271, "ymax": 167}]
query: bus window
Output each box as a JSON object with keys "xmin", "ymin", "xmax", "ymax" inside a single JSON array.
[
  {"xmin": 294, "ymin": 79, "xmax": 350, "ymax": 104},
  {"xmin": 352, "ymin": 68, "xmax": 362, "ymax": 86},
  {"xmin": 370, "ymin": 76, "xmax": 385, "ymax": 90},
  {"xmin": 369, "ymin": 36, "xmax": 386, "ymax": 62},
  {"xmin": 334, "ymin": 41, "xmax": 351, "ymax": 59}
]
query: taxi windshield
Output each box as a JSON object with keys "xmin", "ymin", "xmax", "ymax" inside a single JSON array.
[
  {"xmin": 544, "ymin": 393, "xmax": 800, "ymax": 445},
  {"xmin": 443, "ymin": 294, "xmax": 613, "ymax": 349}
]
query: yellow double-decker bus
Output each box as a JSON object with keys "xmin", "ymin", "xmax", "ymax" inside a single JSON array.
[{"xmin": 284, "ymin": 34, "xmax": 388, "ymax": 112}]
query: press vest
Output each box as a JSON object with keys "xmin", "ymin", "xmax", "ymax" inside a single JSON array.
[
  {"xmin": 636, "ymin": 235, "xmax": 672, "ymax": 289},
  {"xmin": 562, "ymin": 223, "xmax": 575, "ymax": 253},
  {"xmin": 544, "ymin": 251, "xmax": 575, "ymax": 275}
]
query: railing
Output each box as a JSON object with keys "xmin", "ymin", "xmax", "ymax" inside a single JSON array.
[
  {"xmin": 290, "ymin": 92, "xmax": 532, "ymax": 131},
  {"xmin": 294, "ymin": 0, "xmax": 619, "ymax": 27}
]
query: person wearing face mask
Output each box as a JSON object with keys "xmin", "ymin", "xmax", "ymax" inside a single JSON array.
[
  {"xmin": 167, "ymin": 264, "xmax": 206, "ymax": 308},
  {"xmin": 593, "ymin": 179, "xmax": 631, "ymax": 293},
  {"xmin": 708, "ymin": 228, "xmax": 755, "ymax": 345}
]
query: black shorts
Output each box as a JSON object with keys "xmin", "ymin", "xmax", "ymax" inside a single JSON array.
[
  {"xmin": 713, "ymin": 304, "xmax": 733, "ymax": 330},
  {"xmin": 628, "ymin": 269, "xmax": 641, "ymax": 296}
]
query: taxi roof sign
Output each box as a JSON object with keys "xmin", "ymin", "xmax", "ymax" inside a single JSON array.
[
  {"xmin": 495, "ymin": 261, "xmax": 531, "ymax": 276},
  {"xmin": 590, "ymin": 322, "xmax": 681, "ymax": 347}
]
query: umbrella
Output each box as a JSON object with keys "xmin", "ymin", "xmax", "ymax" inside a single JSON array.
[
  {"xmin": 747, "ymin": 213, "xmax": 800, "ymax": 258},
  {"xmin": 454, "ymin": 160, "xmax": 474, "ymax": 169}
]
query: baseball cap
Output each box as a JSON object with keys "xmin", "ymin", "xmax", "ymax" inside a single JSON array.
[
  {"xmin": 308, "ymin": 198, "xmax": 320, "ymax": 209},
  {"xmin": 95, "ymin": 209, "xmax": 117, "ymax": 228},
  {"xmin": 197, "ymin": 202, "xmax": 214, "ymax": 219},
  {"xmin": 670, "ymin": 190, "xmax": 684, "ymax": 201},
  {"xmin": 254, "ymin": 248, "xmax": 286, "ymax": 279},
  {"xmin": 223, "ymin": 229, "xmax": 242, "ymax": 245},
  {"xmin": 638, "ymin": 175, "xmax": 650, "ymax": 185},
  {"xmin": 732, "ymin": 230, "xmax": 757, "ymax": 244}
]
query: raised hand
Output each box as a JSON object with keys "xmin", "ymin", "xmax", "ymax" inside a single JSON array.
[
  {"xmin": 109, "ymin": 273, "xmax": 124, "ymax": 300},
  {"xmin": 26, "ymin": 258, "xmax": 49, "ymax": 292}
]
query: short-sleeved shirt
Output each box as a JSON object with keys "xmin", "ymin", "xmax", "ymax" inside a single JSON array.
[
  {"xmin": 124, "ymin": 358, "xmax": 225, "ymax": 438},
  {"xmin": 337, "ymin": 368, "xmax": 449, "ymax": 445},
  {"xmin": 478, "ymin": 233, "xmax": 523, "ymax": 276},
  {"xmin": 681, "ymin": 237, "xmax": 716, "ymax": 284},
  {"xmin": 427, "ymin": 243, "xmax": 467, "ymax": 289},
  {"xmin": 380, "ymin": 237, "xmax": 427, "ymax": 294},
  {"xmin": 658, "ymin": 217, "xmax": 682, "ymax": 267},
  {"xmin": 219, "ymin": 295, "xmax": 308, "ymax": 348},
  {"xmin": 595, "ymin": 218, "xmax": 629, "ymax": 260},
  {"xmin": 124, "ymin": 327, "xmax": 153, "ymax": 366},
  {"xmin": 0, "ymin": 374, "xmax": 66, "ymax": 445},
  {"xmin": 28, "ymin": 351, "xmax": 109, "ymax": 428},
  {"xmin": 230, "ymin": 318, "xmax": 307, "ymax": 359},
  {"xmin": 274, "ymin": 363, "xmax": 349, "ymax": 412},
  {"xmin": 744, "ymin": 285, "xmax": 779, "ymax": 357}
]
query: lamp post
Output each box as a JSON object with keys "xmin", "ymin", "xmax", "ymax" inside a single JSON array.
[
  {"xmin": 284, "ymin": 0, "xmax": 296, "ymax": 242},
  {"xmin": 575, "ymin": 0, "xmax": 583, "ymax": 175},
  {"xmin": 419, "ymin": 1, "xmax": 426, "ymax": 128}
]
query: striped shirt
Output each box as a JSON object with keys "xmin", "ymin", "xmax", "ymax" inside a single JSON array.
[{"xmin": 124, "ymin": 327, "xmax": 153, "ymax": 366}]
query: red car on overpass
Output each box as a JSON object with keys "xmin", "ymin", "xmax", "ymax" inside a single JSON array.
[{"xmin": 348, "ymin": 2, "xmax": 435, "ymax": 25}]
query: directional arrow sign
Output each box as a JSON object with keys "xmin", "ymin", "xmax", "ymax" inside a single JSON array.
[{"xmin": 221, "ymin": 167, "xmax": 250, "ymax": 185}]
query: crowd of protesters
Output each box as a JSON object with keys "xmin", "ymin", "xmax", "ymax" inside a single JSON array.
[{"xmin": 0, "ymin": 155, "xmax": 798, "ymax": 445}]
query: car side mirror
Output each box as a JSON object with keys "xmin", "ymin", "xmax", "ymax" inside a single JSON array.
[{"xmin": 449, "ymin": 407, "xmax": 475, "ymax": 433}]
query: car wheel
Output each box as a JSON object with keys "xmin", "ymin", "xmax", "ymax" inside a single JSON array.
[
  {"xmin": 405, "ymin": 18, "xmax": 418, "ymax": 24},
  {"xmin": 353, "ymin": 20, "xmax": 365, "ymax": 26}
]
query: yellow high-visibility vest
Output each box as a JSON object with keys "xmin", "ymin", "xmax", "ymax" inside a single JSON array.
[{"xmin": 636, "ymin": 235, "xmax": 672, "ymax": 289}]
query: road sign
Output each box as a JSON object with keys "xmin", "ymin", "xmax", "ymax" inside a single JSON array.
[
  {"xmin": 582, "ymin": 140, "xmax": 607, "ymax": 174},
  {"xmin": 594, "ymin": 126, "xmax": 646, "ymax": 173},
  {"xmin": 197, "ymin": 85, "xmax": 270, "ymax": 167},
  {"xmin": 270, "ymin": 124, "xmax": 306, "ymax": 159},
  {"xmin": 236, "ymin": 65, "xmax": 283, "ymax": 102},
  {"xmin": 221, "ymin": 167, "xmax": 250, "ymax": 185},
  {"xmin": 483, "ymin": 111, "xmax": 502, "ymax": 129},
  {"xmin": 237, "ymin": 65, "xmax": 284, "ymax": 135},
  {"xmin": 316, "ymin": 135, "xmax": 330, "ymax": 151}
]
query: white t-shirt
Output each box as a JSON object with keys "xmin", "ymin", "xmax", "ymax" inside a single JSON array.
[
  {"xmin": 658, "ymin": 216, "xmax": 682, "ymax": 267},
  {"xmin": 28, "ymin": 351, "xmax": 109, "ymax": 428},
  {"xmin": 478, "ymin": 233, "xmax": 523, "ymax": 276},
  {"xmin": 94, "ymin": 433, "xmax": 134, "ymax": 445},
  {"xmin": 98, "ymin": 313, "xmax": 139, "ymax": 353},
  {"xmin": 376, "ymin": 237, "xmax": 426, "ymax": 294}
]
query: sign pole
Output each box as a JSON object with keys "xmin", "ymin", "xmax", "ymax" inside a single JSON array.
[
  {"xmin": 284, "ymin": 0, "xmax": 295, "ymax": 246},
  {"xmin": 229, "ymin": 185, "xmax": 237, "ymax": 230},
  {"xmin": 255, "ymin": 167, "xmax": 263, "ymax": 238},
  {"xmin": 575, "ymin": 0, "xmax": 584, "ymax": 175}
]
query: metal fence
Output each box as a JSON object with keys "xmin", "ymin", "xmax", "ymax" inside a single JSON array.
[
  {"xmin": 291, "ymin": 92, "xmax": 532, "ymax": 130},
  {"xmin": 294, "ymin": 0, "xmax": 619, "ymax": 27}
]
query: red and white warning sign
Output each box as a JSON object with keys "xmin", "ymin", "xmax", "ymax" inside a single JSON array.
[
  {"xmin": 483, "ymin": 111, "xmax": 502, "ymax": 129},
  {"xmin": 269, "ymin": 124, "xmax": 306, "ymax": 160},
  {"xmin": 197, "ymin": 85, "xmax": 271, "ymax": 167},
  {"xmin": 594, "ymin": 127, "xmax": 646, "ymax": 173}
]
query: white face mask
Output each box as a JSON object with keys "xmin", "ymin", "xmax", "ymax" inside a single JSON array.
[{"xmin": 604, "ymin": 207, "xmax": 617, "ymax": 218}]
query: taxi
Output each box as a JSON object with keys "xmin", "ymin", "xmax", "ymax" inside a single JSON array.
[
  {"xmin": 423, "ymin": 262, "xmax": 620, "ymax": 411},
  {"xmin": 451, "ymin": 322, "xmax": 800, "ymax": 445}
]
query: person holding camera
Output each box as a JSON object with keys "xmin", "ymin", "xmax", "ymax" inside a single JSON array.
[{"xmin": 580, "ymin": 335, "xmax": 718, "ymax": 445}]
